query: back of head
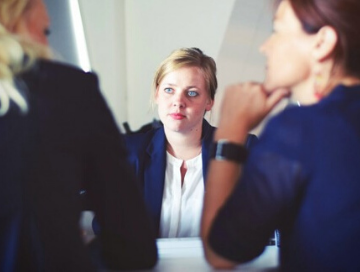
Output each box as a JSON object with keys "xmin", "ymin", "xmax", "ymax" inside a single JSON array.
[
  {"xmin": 0, "ymin": 0, "xmax": 52, "ymax": 115},
  {"xmin": 0, "ymin": 0, "xmax": 51, "ymax": 58},
  {"xmin": 284, "ymin": 0, "xmax": 360, "ymax": 78},
  {"xmin": 152, "ymin": 47, "xmax": 217, "ymax": 104}
]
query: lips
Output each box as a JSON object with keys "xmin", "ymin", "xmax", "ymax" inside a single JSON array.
[{"xmin": 169, "ymin": 113, "xmax": 185, "ymax": 120}]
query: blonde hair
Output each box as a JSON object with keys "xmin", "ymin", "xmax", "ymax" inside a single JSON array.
[
  {"xmin": 0, "ymin": 0, "xmax": 29, "ymax": 32},
  {"xmin": 0, "ymin": 0, "xmax": 52, "ymax": 59},
  {"xmin": 151, "ymin": 47, "xmax": 217, "ymax": 106},
  {"xmin": 0, "ymin": 0, "xmax": 52, "ymax": 115}
]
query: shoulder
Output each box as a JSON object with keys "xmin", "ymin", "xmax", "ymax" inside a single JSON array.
[
  {"xmin": 36, "ymin": 59, "xmax": 96, "ymax": 80},
  {"xmin": 125, "ymin": 132, "xmax": 151, "ymax": 148},
  {"xmin": 201, "ymin": 120, "xmax": 216, "ymax": 152},
  {"xmin": 254, "ymin": 106, "xmax": 315, "ymax": 159},
  {"xmin": 125, "ymin": 126, "xmax": 165, "ymax": 154},
  {"xmin": 263, "ymin": 106, "xmax": 314, "ymax": 140},
  {"xmin": 261, "ymin": 108, "xmax": 301, "ymax": 143},
  {"xmin": 202, "ymin": 119, "xmax": 216, "ymax": 138},
  {"xmin": 20, "ymin": 59, "xmax": 99, "ymax": 94}
]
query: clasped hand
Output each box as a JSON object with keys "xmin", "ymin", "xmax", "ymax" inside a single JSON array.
[{"xmin": 218, "ymin": 82, "xmax": 290, "ymax": 136}]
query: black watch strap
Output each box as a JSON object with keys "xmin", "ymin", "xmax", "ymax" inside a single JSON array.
[{"xmin": 210, "ymin": 139, "xmax": 248, "ymax": 163}]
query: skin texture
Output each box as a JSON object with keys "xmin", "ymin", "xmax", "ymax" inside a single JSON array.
[
  {"xmin": 156, "ymin": 66, "xmax": 213, "ymax": 136},
  {"xmin": 156, "ymin": 65, "xmax": 214, "ymax": 160},
  {"xmin": 260, "ymin": 0, "xmax": 316, "ymax": 104}
]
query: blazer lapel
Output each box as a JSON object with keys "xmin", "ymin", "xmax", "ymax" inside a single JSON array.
[{"xmin": 201, "ymin": 120, "xmax": 215, "ymax": 181}]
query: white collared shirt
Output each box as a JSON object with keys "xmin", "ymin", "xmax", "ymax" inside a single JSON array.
[{"xmin": 159, "ymin": 152, "xmax": 204, "ymax": 238}]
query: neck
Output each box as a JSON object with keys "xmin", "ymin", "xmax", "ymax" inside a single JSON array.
[
  {"xmin": 165, "ymin": 127, "xmax": 202, "ymax": 161},
  {"xmin": 290, "ymin": 78, "xmax": 315, "ymax": 105},
  {"xmin": 338, "ymin": 76, "xmax": 360, "ymax": 87}
]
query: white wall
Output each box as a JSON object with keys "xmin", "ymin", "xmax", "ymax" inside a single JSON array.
[
  {"xmin": 78, "ymin": 0, "xmax": 235, "ymax": 131},
  {"xmin": 124, "ymin": 0, "xmax": 236, "ymax": 130},
  {"xmin": 77, "ymin": 0, "xmax": 278, "ymax": 133},
  {"xmin": 78, "ymin": 0, "xmax": 127, "ymax": 129},
  {"xmin": 214, "ymin": 0, "xmax": 286, "ymax": 134}
]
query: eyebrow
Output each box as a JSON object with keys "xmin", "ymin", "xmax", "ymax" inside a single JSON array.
[{"xmin": 162, "ymin": 83, "xmax": 199, "ymax": 89}]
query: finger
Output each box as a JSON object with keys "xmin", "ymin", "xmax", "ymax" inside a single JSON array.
[{"xmin": 265, "ymin": 88, "xmax": 290, "ymax": 111}]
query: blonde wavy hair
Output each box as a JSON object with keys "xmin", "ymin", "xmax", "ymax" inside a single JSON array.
[{"xmin": 0, "ymin": 0, "xmax": 52, "ymax": 115}]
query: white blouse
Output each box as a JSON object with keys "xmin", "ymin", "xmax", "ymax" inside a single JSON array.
[{"xmin": 159, "ymin": 152, "xmax": 204, "ymax": 238}]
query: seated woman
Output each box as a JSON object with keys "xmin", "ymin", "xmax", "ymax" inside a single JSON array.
[{"xmin": 125, "ymin": 47, "xmax": 257, "ymax": 238}]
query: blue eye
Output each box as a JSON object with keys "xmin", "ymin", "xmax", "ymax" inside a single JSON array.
[
  {"xmin": 188, "ymin": 91, "xmax": 198, "ymax": 97},
  {"xmin": 164, "ymin": 88, "xmax": 173, "ymax": 93}
]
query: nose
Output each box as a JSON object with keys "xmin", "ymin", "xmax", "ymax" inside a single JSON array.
[
  {"xmin": 172, "ymin": 92, "xmax": 185, "ymax": 108},
  {"xmin": 259, "ymin": 36, "xmax": 270, "ymax": 54}
]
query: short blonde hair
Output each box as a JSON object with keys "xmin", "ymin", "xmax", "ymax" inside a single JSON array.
[{"xmin": 152, "ymin": 47, "xmax": 217, "ymax": 105}]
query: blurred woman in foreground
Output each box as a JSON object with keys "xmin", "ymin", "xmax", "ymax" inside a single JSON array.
[
  {"xmin": 201, "ymin": 0, "xmax": 360, "ymax": 271},
  {"xmin": 0, "ymin": 0, "xmax": 157, "ymax": 271}
]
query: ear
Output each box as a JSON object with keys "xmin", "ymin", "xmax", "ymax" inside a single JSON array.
[
  {"xmin": 312, "ymin": 26, "xmax": 338, "ymax": 61},
  {"xmin": 154, "ymin": 86, "xmax": 160, "ymax": 104},
  {"xmin": 205, "ymin": 99, "xmax": 214, "ymax": 111}
]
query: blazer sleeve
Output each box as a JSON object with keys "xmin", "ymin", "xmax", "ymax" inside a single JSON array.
[{"xmin": 81, "ymin": 73, "xmax": 157, "ymax": 270}]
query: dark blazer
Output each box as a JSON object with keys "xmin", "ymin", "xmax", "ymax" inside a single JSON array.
[
  {"xmin": 0, "ymin": 60, "xmax": 157, "ymax": 272},
  {"xmin": 125, "ymin": 120, "xmax": 257, "ymax": 236},
  {"xmin": 208, "ymin": 84, "xmax": 360, "ymax": 271}
]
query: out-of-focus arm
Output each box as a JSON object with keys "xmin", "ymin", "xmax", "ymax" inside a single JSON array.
[
  {"xmin": 201, "ymin": 127, "xmax": 247, "ymax": 269},
  {"xmin": 201, "ymin": 83, "xmax": 288, "ymax": 269}
]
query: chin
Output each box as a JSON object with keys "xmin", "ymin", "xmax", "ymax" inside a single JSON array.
[
  {"xmin": 263, "ymin": 79, "xmax": 288, "ymax": 93},
  {"xmin": 164, "ymin": 123, "xmax": 183, "ymax": 133},
  {"xmin": 263, "ymin": 80, "xmax": 276, "ymax": 92}
]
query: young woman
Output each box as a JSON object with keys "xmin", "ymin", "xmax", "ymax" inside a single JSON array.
[
  {"xmin": 125, "ymin": 47, "xmax": 257, "ymax": 238},
  {"xmin": 202, "ymin": 0, "xmax": 360, "ymax": 271}
]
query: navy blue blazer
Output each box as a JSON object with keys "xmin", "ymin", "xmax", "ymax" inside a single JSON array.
[
  {"xmin": 125, "ymin": 120, "xmax": 257, "ymax": 236},
  {"xmin": 209, "ymin": 84, "xmax": 360, "ymax": 271},
  {"xmin": 0, "ymin": 60, "xmax": 157, "ymax": 271}
]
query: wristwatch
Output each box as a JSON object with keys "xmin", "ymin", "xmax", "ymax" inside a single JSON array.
[{"xmin": 210, "ymin": 139, "xmax": 248, "ymax": 163}]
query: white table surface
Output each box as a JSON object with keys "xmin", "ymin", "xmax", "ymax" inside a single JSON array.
[
  {"xmin": 82, "ymin": 212, "xmax": 279, "ymax": 272},
  {"xmin": 133, "ymin": 237, "xmax": 279, "ymax": 272}
]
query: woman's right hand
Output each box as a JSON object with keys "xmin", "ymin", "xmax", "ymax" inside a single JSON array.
[{"xmin": 215, "ymin": 82, "xmax": 289, "ymax": 143}]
